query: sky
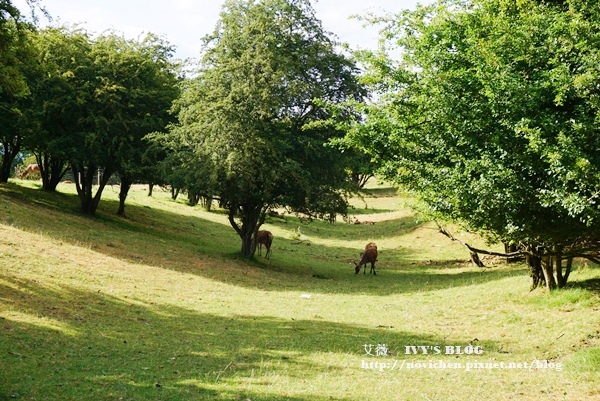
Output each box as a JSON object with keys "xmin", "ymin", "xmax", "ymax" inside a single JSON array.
[{"xmin": 14, "ymin": 0, "xmax": 427, "ymax": 60}]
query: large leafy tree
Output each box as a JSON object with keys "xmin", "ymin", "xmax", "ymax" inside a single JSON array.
[
  {"xmin": 24, "ymin": 27, "xmax": 92, "ymax": 191},
  {"xmin": 347, "ymin": 0, "xmax": 600, "ymax": 290},
  {"xmin": 109, "ymin": 33, "xmax": 180, "ymax": 216},
  {"xmin": 0, "ymin": 1, "xmax": 35, "ymax": 182},
  {"xmin": 62, "ymin": 31, "xmax": 178, "ymax": 215},
  {"xmin": 158, "ymin": 0, "xmax": 365, "ymax": 257}
]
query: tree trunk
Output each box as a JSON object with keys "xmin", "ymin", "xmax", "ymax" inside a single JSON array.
[
  {"xmin": 504, "ymin": 242, "xmax": 521, "ymax": 263},
  {"xmin": 228, "ymin": 202, "xmax": 267, "ymax": 258},
  {"xmin": 470, "ymin": 251, "xmax": 485, "ymax": 267},
  {"xmin": 117, "ymin": 175, "xmax": 133, "ymax": 216},
  {"xmin": 201, "ymin": 196, "xmax": 213, "ymax": 212},
  {"xmin": 555, "ymin": 253, "xmax": 573, "ymax": 288},
  {"xmin": 241, "ymin": 227, "xmax": 255, "ymax": 257},
  {"xmin": 148, "ymin": 183, "xmax": 154, "ymax": 197},
  {"xmin": 351, "ymin": 173, "xmax": 374, "ymax": 189},
  {"xmin": 563, "ymin": 257, "xmax": 573, "ymax": 286},
  {"xmin": 554, "ymin": 254, "xmax": 564, "ymax": 288},
  {"xmin": 171, "ymin": 186, "xmax": 179, "ymax": 200},
  {"xmin": 188, "ymin": 192, "xmax": 200, "ymax": 206},
  {"xmin": 36, "ymin": 153, "xmax": 69, "ymax": 192},
  {"xmin": 0, "ymin": 138, "xmax": 21, "ymax": 183},
  {"xmin": 0, "ymin": 155, "xmax": 12, "ymax": 183},
  {"xmin": 541, "ymin": 256, "xmax": 557, "ymax": 291},
  {"xmin": 73, "ymin": 164, "xmax": 112, "ymax": 215},
  {"xmin": 528, "ymin": 252, "xmax": 572, "ymax": 291},
  {"xmin": 528, "ymin": 255, "xmax": 545, "ymax": 290}
]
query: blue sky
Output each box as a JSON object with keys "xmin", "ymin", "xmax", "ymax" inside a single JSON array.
[{"xmin": 15, "ymin": 0, "xmax": 426, "ymax": 59}]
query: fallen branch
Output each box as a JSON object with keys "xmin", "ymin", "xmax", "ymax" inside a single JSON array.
[{"xmin": 436, "ymin": 223, "xmax": 524, "ymax": 267}]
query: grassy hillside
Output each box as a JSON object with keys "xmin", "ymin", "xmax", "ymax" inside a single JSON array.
[{"xmin": 1, "ymin": 180, "xmax": 599, "ymax": 400}]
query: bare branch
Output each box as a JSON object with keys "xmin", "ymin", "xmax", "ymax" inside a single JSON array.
[
  {"xmin": 581, "ymin": 255, "xmax": 600, "ymax": 265},
  {"xmin": 436, "ymin": 223, "xmax": 525, "ymax": 266}
]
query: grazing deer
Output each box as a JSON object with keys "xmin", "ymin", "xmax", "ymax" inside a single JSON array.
[
  {"xmin": 354, "ymin": 242, "xmax": 378, "ymax": 275},
  {"xmin": 256, "ymin": 230, "xmax": 274, "ymax": 259},
  {"xmin": 18, "ymin": 164, "xmax": 40, "ymax": 179},
  {"xmin": 365, "ymin": 242, "xmax": 377, "ymax": 251}
]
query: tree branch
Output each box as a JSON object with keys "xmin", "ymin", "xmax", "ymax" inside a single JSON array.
[
  {"xmin": 228, "ymin": 206, "xmax": 242, "ymax": 237},
  {"xmin": 581, "ymin": 255, "xmax": 600, "ymax": 265},
  {"xmin": 436, "ymin": 223, "xmax": 525, "ymax": 267}
]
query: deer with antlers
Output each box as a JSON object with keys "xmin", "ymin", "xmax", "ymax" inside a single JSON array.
[
  {"xmin": 256, "ymin": 230, "xmax": 274, "ymax": 259},
  {"xmin": 354, "ymin": 242, "xmax": 378, "ymax": 275}
]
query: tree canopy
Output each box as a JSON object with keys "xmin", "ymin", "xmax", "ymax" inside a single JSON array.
[
  {"xmin": 346, "ymin": 0, "xmax": 600, "ymax": 289},
  {"xmin": 1, "ymin": 20, "xmax": 180, "ymax": 215},
  {"xmin": 0, "ymin": 0, "xmax": 35, "ymax": 182},
  {"xmin": 154, "ymin": 0, "xmax": 366, "ymax": 257},
  {"xmin": 25, "ymin": 26, "xmax": 92, "ymax": 191}
]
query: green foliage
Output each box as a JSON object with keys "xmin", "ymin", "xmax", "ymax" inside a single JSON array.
[
  {"xmin": 0, "ymin": 1, "xmax": 36, "ymax": 182},
  {"xmin": 24, "ymin": 26, "xmax": 93, "ymax": 190},
  {"xmin": 348, "ymin": 0, "xmax": 600, "ymax": 280},
  {"xmin": 20, "ymin": 26, "xmax": 180, "ymax": 214},
  {"xmin": 157, "ymin": 0, "xmax": 365, "ymax": 256}
]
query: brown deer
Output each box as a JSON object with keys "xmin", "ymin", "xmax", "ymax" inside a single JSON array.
[
  {"xmin": 354, "ymin": 242, "xmax": 378, "ymax": 275},
  {"xmin": 256, "ymin": 230, "xmax": 274, "ymax": 259},
  {"xmin": 18, "ymin": 164, "xmax": 40, "ymax": 179}
]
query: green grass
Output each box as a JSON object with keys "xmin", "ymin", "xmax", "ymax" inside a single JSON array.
[{"xmin": 1, "ymin": 180, "xmax": 600, "ymax": 400}]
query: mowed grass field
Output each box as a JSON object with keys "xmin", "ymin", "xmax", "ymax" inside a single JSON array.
[{"xmin": 1, "ymin": 179, "xmax": 600, "ymax": 401}]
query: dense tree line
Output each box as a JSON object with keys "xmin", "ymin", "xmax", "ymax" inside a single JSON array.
[
  {"xmin": 1, "ymin": 0, "xmax": 370, "ymax": 257},
  {"xmin": 5, "ymin": 0, "xmax": 597, "ymax": 279},
  {"xmin": 0, "ymin": 2, "xmax": 180, "ymax": 215}
]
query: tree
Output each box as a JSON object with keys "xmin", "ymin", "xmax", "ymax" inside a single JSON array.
[
  {"xmin": 109, "ymin": 33, "xmax": 180, "ymax": 216},
  {"xmin": 349, "ymin": 160, "xmax": 375, "ymax": 189},
  {"xmin": 0, "ymin": 1, "xmax": 35, "ymax": 182},
  {"xmin": 57, "ymin": 31, "xmax": 178, "ymax": 216},
  {"xmin": 158, "ymin": 0, "xmax": 365, "ymax": 257},
  {"xmin": 24, "ymin": 27, "xmax": 92, "ymax": 191},
  {"xmin": 347, "ymin": 0, "xmax": 600, "ymax": 290}
]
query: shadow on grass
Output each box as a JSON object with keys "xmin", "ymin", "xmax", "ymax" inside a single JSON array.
[
  {"xmin": 0, "ymin": 277, "xmax": 501, "ymax": 401},
  {"xmin": 0, "ymin": 183, "xmax": 525, "ymax": 296},
  {"xmin": 359, "ymin": 187, "xmax": 400, "ymax": 197},
  {"xmin": 568, "ymin": 277, "xmax": 600, "ymax": 293}
]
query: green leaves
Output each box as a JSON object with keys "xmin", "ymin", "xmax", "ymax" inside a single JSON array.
[
  {"xmin": 21, "ymin": 25, "xmax": 179, "ymax": 211},
  {"xmin": 0, "ymin": 1, "xmax": 36, "ymax": 181},
  {"xmin": 351, "ymin": 0, "xmax": 600, "ymax": 258},
  {"xmin": 156, "ymin": 0, "xmax": 365, "ymax": 256}
]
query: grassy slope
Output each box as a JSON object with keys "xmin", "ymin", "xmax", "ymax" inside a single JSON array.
[{"xmin": 1, "ymin": 180, "xmax": 599, "ymax": 401}]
